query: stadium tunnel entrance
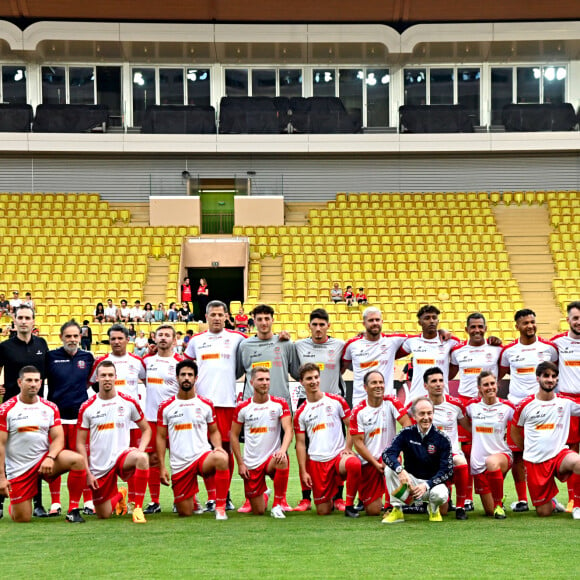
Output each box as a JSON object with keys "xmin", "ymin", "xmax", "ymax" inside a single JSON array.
[{"xmin": 187, "ymin": 267, "xmax": 244, "ymax": 319}]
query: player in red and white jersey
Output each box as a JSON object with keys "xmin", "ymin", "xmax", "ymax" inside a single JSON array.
[
  {"xmin": 400, "ymin": 305, "xmax": 462, "ymax": 400},
  {"xmin": 350, "ymin": 370, "xmax": 411, "ymax": 516},
  {"xmin": 184, "ymin": 300, "xmax": 246, "ymax": 511},
  {"xmin": 231, "ymin": 367, "xmax": 293, "ymax": 519},
  {"xmin": 156, "ymin": 359, "xmax": 230, "ymax": 520},
  {"xmin": 449, "ymin": 313, "xmax": 502, "ymax": 510},
  {"xmin": 294, "ymin": 363, "xmax": 361, "ymax": 518},
  {"xmin": 77, "ymin": 360, "xmax": 151, "ymax": 524},
  {"xmin": 499, "ymin": 309, "xmax": 559, "ymax": 512},
  {"xmin": 511, "ymin": 361, "xmax": 580, "ymax": 519},
  {"xmin": 465, "ymin": 371, "xmax": 515, "ymax": 519},
  {"xmin": 142, "ymin": 324, "xmax": 182, "ymax": 514},
  {"xmin": 342, "ymin": 307, "xmax": 407, "ymax": 406},
  {"xmin": 0, "ymin": 365, "xmax": 87, "ymax": 523},
  {"xmin": 550, "ymin": 301, "xmax": 580, "ymax": 510}
]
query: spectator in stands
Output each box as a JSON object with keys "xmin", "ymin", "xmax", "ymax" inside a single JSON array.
[
  {"xmin": 331, "ymin": 282, "xmax": 344, "ymax": 303},
  {"xmin": 234, "ymin": 307, "xmax": 249, "ymax": 333},
  {"xmin": 153, "ymin": 302, "xmax": 166, "ymax": 322},
  {"xmin": 356, "ymin": 288, "xmax": 368, "ymax": 305},
  {"xmin": 148, "ymin": 331, "xmax": 156, "ymax": 346},
  {"xmin": 9, "ymin": 290, "xmax": 22, "ymax": 314},
  {"xmin": 2, "ymin": 320, "xmax": 15, "ymax": 337},
  {"xmin": 197, "ymin": 278, "xmax": 209, "ymax": 318},
  {"xmin": 178, "ymin": 301, "xmax": 192, "ymax": 322},
  {"xmin": 167, "ymin": 302, "xmax": 179, "ymax": 322},
  {"xmin": 128, "ymin": 323, "xmax": 137, "ymax": 342},
  {"xmin": 134, "ymin": 330, "xmax": 148, "ymax": 357},
  {"xmin": 130, "ymin": 300, "xmax": 145, "ymax": 322},
  {"xmin": 0, "ymin": 293, "xmax": 9, "ymax": 317},
  {"xmin": 104, "ymin": 298, "xmax": 117, "ymax": 322},
  {"xmin": 81, "ymin": 319, "xmax": 93, "ymax": 351},
  {"xmin": 143, "ymin": 302, "xmax": 155, "ymax": 323},
  {"xmin": 93, "ymin": 302, "xmax": 105, "ymax": 323},
  {"xmin": 344, "ymin": 285, "xmax": 354, "ymax": 306},
  {"xmin": 118, "ymin": 299, "xmax": 131, "ymax": 322},
  {"xmin": 181, "ymin": 277, "xmax": 192, "ymax": 306},
  {"xmin": 175, "ymin": 331, "xmax": 184, "ymax": 354},
  {"xmin": 183, "ymin": 329, "xmax": 194, "ymax": 348},
  {"xmin": 23, "ymin": 292, "xmax": 35, "ymax": 311}
]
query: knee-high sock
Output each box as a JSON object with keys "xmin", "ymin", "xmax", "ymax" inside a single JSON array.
[
  {"xmin": 149, "ymin": 466, "xmax": 161, "ymax": 504},
  {"xmin": 572, "ymin": 473, "xmax": 580, "ymax": 508},
  {"xmin": 204, "ymin": 473, "xmax": 216, "ymax": 501},
  {"xmin": 454, "ymin": 464, "xmax": 469, "ymax": 509},
  {"xmin": 487, "ymin": 469, "xmax": 504, "ymax": 508},
  {"xmin": 273, "ymin": 467, "xmax": 289, "ymax": 507},
  {"xmin": 515, "ymin": 480, "xmax": 528, "ymax": 502},
  {"xmin": 127, "ymin": 475, "xmax": 135, "ymax": 504},
  {"xmin": 215, "ymin": 469, "xmax": 229, "ymax": 511},
  {"xmin": 462, "ymin": 443, "xmax": 473, "ymax": 501},
  {"xmin": 344, "ymin": 457, "xmax": 361, "ymax": 507},
  {"xmin": 49, "ymin": 476, "xmax": 61, "ymax": 505},
  {"xmin": 133, "ymin": 468, "xmax": 149, "ymax": 509},
  {"xmin": 67, "ymin": 470, "xmax": 86, "ymax": 511},
  {"xmin": 83, "ymin": 487, "xmax": 93, "ymax": 504},
  {"xmin": 567, "ymin": 477, "xmax": 575, "ymax": 503},
  {"xmin": 110, "ymin": 490, "xmax": 122, "ymax": 512}
]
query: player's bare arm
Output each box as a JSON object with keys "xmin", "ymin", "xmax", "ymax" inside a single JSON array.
[
  {"xmin": 296, "ymin": 431, "xmax": 311, "ymax": 488},
  {"xmin": 510, "ymin": 423, "xmax": 525, "ymax": 450},
  {"xmin": 208, "ymin": 422, "xmax": 227, "ymax": 456},
  {"xmin": 273, "ymin": 415, "xmax": 293, "ymax": 463},
  {"xmin": 39, "ymin": 424, "xmax": 66, "ymax": 476},
  {"xmin": 76, "ymin": 427, "xmax": 98, "ymax": 490},
  {"xmin": 229, "ymin": 421, "xmax": 249, "ymax": 479},
  {"xmin": 341, "ymin": 417, "xmax": 355, "ymax": 455},
  {"xmin": 352, "ymin": 433, "xmax": 383, "ymax": 473},
  {"xmin": 0, "ymin": 430, "xmax": 10, "ymax": 496},
  {"xmin": 155, "ymin": 424, "xmax": 171, "ymax": 486},
  {"xmin": 136, "ymin": 418, "xmax": 152, "ymax": 453}
]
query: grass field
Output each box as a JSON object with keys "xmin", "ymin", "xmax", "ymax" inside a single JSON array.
[{"xmin": 0, "ymin": 471, "xmax": 578, "ymax": 579}]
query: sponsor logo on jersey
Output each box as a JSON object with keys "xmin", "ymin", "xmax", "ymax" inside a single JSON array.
[
  {"xmin": 316, "ymin": 363, "xmax": 325, "ymax": 371},
  {"xmin": 368, "ymin": 428, "xmax": 381, "ymax": 438},
  {"xmin": 475, "ymin": 426, "xmax": 494, "ymax": 434},
  {"xmin": 535, "ymin": 423, "xmax": 555, "ymax": 430},
  {"xmin": 249, "ymin": 427, "xmax": 268, "ymax": 434},
  {"xmin": 115, "ymin": 379, "xmax": 126, "ymax": 385},
  {"xmin": 174, "ymin": 423, "xmax": 193, "ymax": 431},
  {"xmin": 516, "ymin": 367, "xmax": 535, "ymax": 374},
  {"xmin": 312, "ymin": 423, "xmax": 326, "ymax": 432},
  {"xmin": 147, "ymin": 377, "xmax": 164, "ymax": 385},
  {"xmin": 17, "ymin": 425, "xmax": 39, "ymax": 432},
  {"xmin": 464, "ymin": 368, "xmax": 482, "ymax": 375},
  {"xmin": 202, "ymin": 353, "xmax": 220, "ymax": 360},
  {"xmin": 117, "ymin": 406, "xmax": 125, "ymax": 417},
  {"xmin": 77, "ymin": 360, "xmax": 86, "ymax": 369},
  {"xmin": 97, "ymin": 422, "xmax": 115, "ymax": 431},
  {"xmin": 252, "ymin": 361, "xmax": 272, "ymax": 368},
  {"xmin": 564, "ymin": 360, "xmax": 580, "ymax": 366},
  {"xmin": 360, "ymin": 360, "xmax": 378, "ymax": 369},
  {"xmin": 416, "ymin": 359, "xmax": 435, "ymax": 365}
]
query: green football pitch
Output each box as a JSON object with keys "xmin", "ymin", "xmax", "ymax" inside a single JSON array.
[{"xmin": 0, "ymin": 472, "xmax": 577, "ymax": 579}]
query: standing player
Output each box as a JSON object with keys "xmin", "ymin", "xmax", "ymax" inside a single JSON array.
[
  {"xmin": 511, "ymin": 362, "xmax": 580, "ymax": 519},
  {"xmin": 0, "ymin": 305, "xmax": 50, "ymax": 518},
  {"xmin": 294, "ymin": 363, "xmax": 361, "ymax": 518},
  {"xmin": 142, "ymin": 324, "xmax": 181, "ymax": 514},
  {"xmin": 465, "ymin": 371, "xmax": 515, "ymax": 519},
  {"xmin": 550, "ymin": 301, "xmax": 580, "ymax": 511},
  {"xmin": 45, "ymin": 320, "xmax": 95, "ymax": 516},
  {"xmin": 293, "ymin": 308, "xmax": 346, "ymax": 511},
  {"xmin": 156, "ymin": 360, "xmax": 230, "ymax": 520},
  {"xmin": 90, "ymin": 323, "xmax": 146, "ymax": 512},
  {"xmin": 499, "ymin": 309, "xmax": 558, "ymax": 512},
  {"xmin": 230, "ymin": 367, "xmax": 293, "ymax": 518},
  {"xmin": 399, "ymin": 305, "xmax": 462, "ymax": 400},
  {"xmin": 350, "ymin": 370, "xmax": 411, "ymax": 516},
  {"xmin": 0, "ymin": 366, "xmax": 87, "ymax": 523},
  {"xmin": 419, "ymin": 367, "xmax": 471, "ymax": 520},
  {"xmin": 185, "ymin": 300, "xmax": 247, "ymax": 512},
  {"xmin": 342, "ymin": 307, "xmax": 407, "ymax": 406},
  {"xmin": 450, "ymin": 312, "xmax": 502, "ymax": 510},
  {"xmin": 77, "ymin": 360, "xmax": 151, "ymax": 523}
]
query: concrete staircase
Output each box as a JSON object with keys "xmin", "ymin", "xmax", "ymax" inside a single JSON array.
[
  {"xmin": 259, "ymin": 256, "xmax": 283, "ymax": 303},
  {"xmin": 493, "ymin": 204, "xmax": 561, "ymax": 337},
  {"xmin": 143, "ymin": 257, "xmax": 169, "ymax": 305}
]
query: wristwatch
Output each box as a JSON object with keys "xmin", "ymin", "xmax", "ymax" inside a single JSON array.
[{"xmin": 395, "ymin": 466, "xmax": 403, "ymax": 474}]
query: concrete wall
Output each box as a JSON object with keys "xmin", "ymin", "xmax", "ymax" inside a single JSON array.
[
  {"xmin": 149, "ymin": 195, "xmax": 201, "ymax": 227},
  {"xmin": 234, "ymin": 195, "xmax": 284, "ymax": 226}
]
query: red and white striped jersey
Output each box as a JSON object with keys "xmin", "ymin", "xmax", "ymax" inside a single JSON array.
[
  {"xmin": 450, "ymin": 343, "xmax": 502, "ymax": 399},
  {"xmin": 233, "ymin": 396, "xmax": 290, "ymax": 469},
  {"xmin": 294, "ymin": 393, "xmax": 350, "ymax": 462},
  {"xmin": 350, "ymin": 396, "xmax": 405, "ymax": 463},
  {"xmin": 550, "ymin": 332, "xmax": 580, "ymax": 395},
  {"xmin": 514, "ymin": 394, "xmax": 580, "ymax": 463},
  {"xmin": 158, "ymin": 395, "xmax": 215, "ymax": 474},
  {"xmin": 466, "ymin": 398, "xmax": 514, "ymax": 475},
  {"xmin": 0, "ymin": 397, "xmax": 61, "ymax": 479},
  {"xmin": 500, "ymin": 338, "xmax": 558, "ymax": 404},
  {"xmin": 143, "ymin": 353, "xmax": 182, "ymax": 421},
  {"xmin": 78, "ymin": 393, "xmax": 144, "ymax": 478}
]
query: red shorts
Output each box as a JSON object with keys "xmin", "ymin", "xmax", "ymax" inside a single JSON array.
[
  {"xmin": 359, "ymin": 462, "xmax": 386, "ymax": 507},
  {"xmin": 62, "ymin": 423, "xmax": 78, "ymax": 450},
  {"xmin": 309, "ymin": 455, "xmax": 344, "ymax": 506},
  {"xmin": 457, "ymin": 395, "xmax": 473, "ymax": 444},
  {"xmin": 244, "ymin": 456, "xmax": 274, "ymax": 499},
  {"xmin": 129, "ymin": 428, "xmax": 141, "ymax": 449},
  {"xmin": 473, "ymin": 454, "xmax": 513, "ymax": 495},
  {"xmin": 92, "ymin": 448, "xmax": 136, "ymax": 506},
  {"xmin": 561, "ymin": 393, "xmax": 580, "ymax": 445},
  {"xmin": 214, "ymin": 407, "xmax": 234, "ymax": 443},
  {"xmin": 525, "ymin": 448, "xmax": 574, "ymax": 507},
  {"xmin": 171, "ymin": 451, "xmax": 212, "ymax": 503},
  {"xmin": 506, "ymin": 419, "xmax": 523, "ymax": 452},
  {"xmin": 8, "ymin": 454, "xmax": 58, "ymax": 504}
]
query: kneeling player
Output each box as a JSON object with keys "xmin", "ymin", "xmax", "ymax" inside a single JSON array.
[
  {"xmin": 0, "ymin": 366, "xmax": 87, "ymax": 523},
  {"xmin": 231, "ymin": 367, "xmax": 293, "ymax": 518},
  {"xmin": 511, "ymin": 362, "xmax": 580, "ymax": 519},
  {"xmin": 157, "ymin": 360, "xmax": 230, "ymax": 520},
  {"xmin": 294, "ymin": 363, "xmax": 361, "ymax": 518},
  {"xmin": 465, "ymin": 371, "xmax": 514, "ymax": 519},
  {"xmin": 350, "ymin": 370, "xmax": 411, "ymax": 516},
  {"xmin": 77, "ymin": 361, "xmax": 151, "ymax": 523}
]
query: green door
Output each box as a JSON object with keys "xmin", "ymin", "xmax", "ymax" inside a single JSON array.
[{"xmin": 200, "ymin": 191, "xmax": 235, "ymax": 234}]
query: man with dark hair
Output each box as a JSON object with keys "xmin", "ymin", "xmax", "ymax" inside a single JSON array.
[
  {"xmin": 511, "ymin": 361, "xmax": 580, "ymax": 519},
  {"xmin": 45, "ymin": 320, "xmax": 95, "ymax": 516},
  {"xmin": 550, "ymin": 301, "xmax": 580, "ymax": 511},
  {"xmin": 382, "ymin": 396, "xmax": 453, "ymax": 524},
  {"xmin": 157, "ymin": 359, "xmax": 230, "ymax": 520},
  {"xmin": 499, "ymin": 308, "xmax": 558, "ymax": 512},
  {"xmin": 0, "ymin": 305, "xmax": 49, "ymax": 518}
]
